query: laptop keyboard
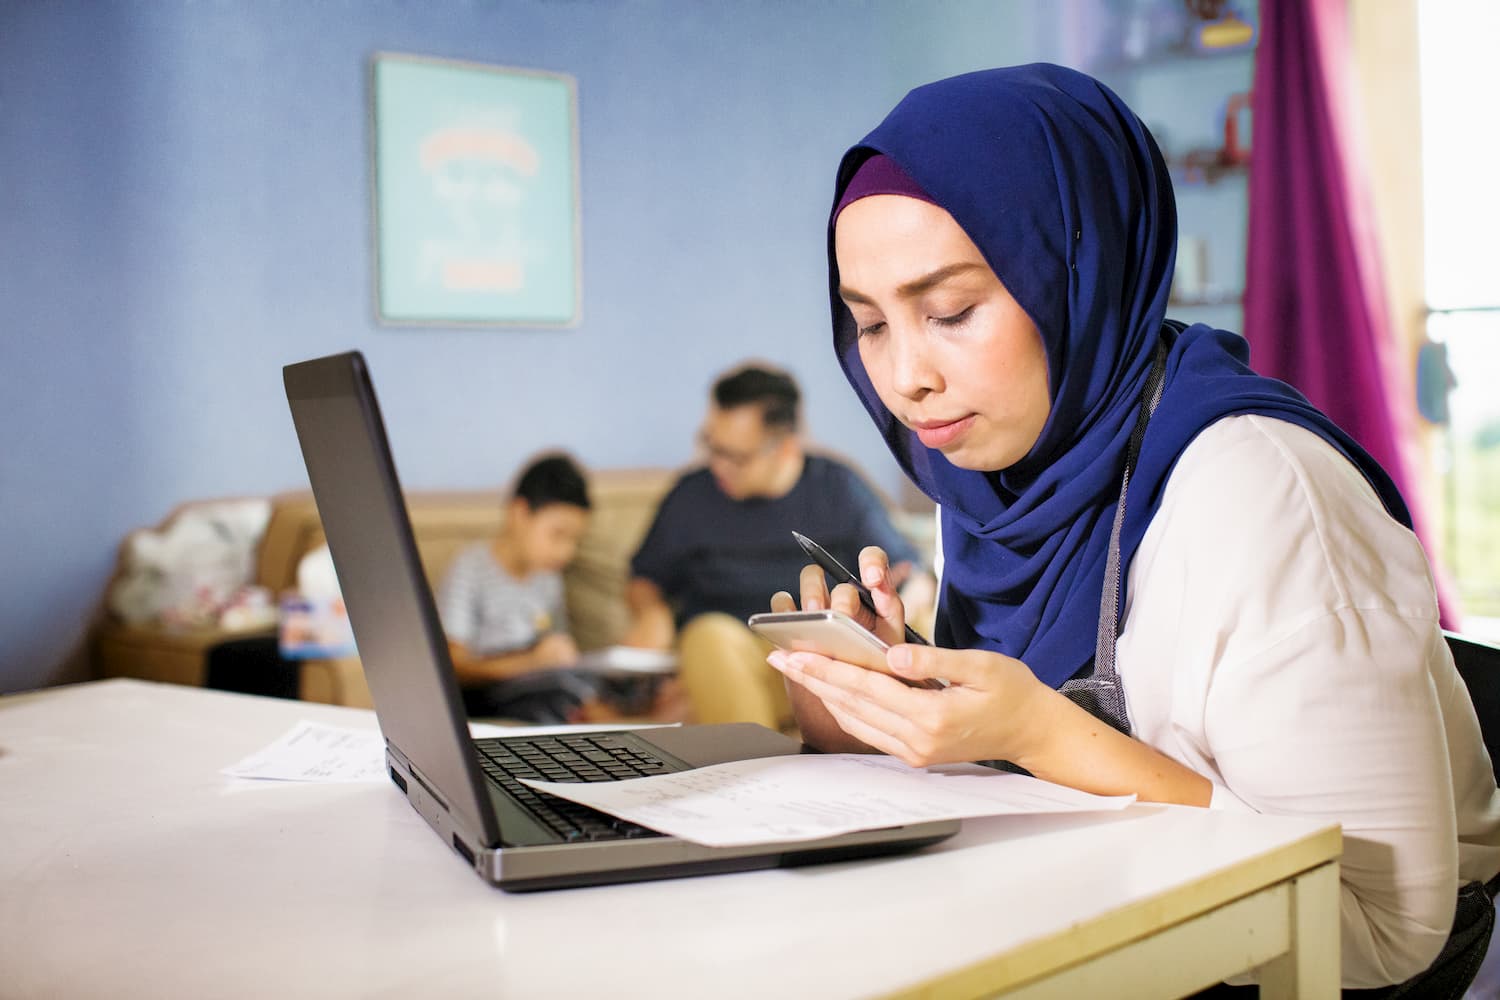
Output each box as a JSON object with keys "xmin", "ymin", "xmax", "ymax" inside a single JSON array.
[{"xmin": 475, "ymin": 733, "xmax": 672, "ymax": 842}]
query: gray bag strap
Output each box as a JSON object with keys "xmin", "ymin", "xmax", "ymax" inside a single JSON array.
[{"xmin": 1057, "ymin": 336, "xmax": 1169, "ymax": 735}]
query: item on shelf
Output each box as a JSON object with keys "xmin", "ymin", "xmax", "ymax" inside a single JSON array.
[
  {"xmin": 1173, "ymin": 236, "xmax": 1210, "ymax": 300},
  {"xmin": 1189, "ymin": 1, "xmax": 1257, "ymax": 53},
  {"xmin": 1170, "ymin": 148, "xmax": 1240, "ymax": 184},
  {"xmin": 1165, "ymin": 91, "xmax": 1251, "ymax": 184},
  {"xmin": 1221, "ymin": 91, "xmax": 1252, "ymax": 166},
  {"xmin": 1119, "ymin": 0, "xmax": 1198, "ymax": 63},
  {"xmin": 1113, "ymin": 0, "xmax": 1257, "ymax": 65}
]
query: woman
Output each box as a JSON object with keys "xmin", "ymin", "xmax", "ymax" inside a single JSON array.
[{"xmin": 766, "ymin": 64, "xmax": 1500, "ymax": 991}]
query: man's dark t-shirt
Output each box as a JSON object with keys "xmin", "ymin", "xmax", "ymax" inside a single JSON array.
[{"xmin": 629, "ymin": 455, "xmax": 921, "ymax": 627}]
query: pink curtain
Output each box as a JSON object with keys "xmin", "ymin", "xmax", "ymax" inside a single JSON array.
[{"xmin": 1245, "ymin": 0, "xmax": 1458, "ymax": 625}]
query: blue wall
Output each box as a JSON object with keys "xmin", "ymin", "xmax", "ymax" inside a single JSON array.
[{"xmin": 0, "ymin": 0, "xmax": 1052, "ymax": 691}]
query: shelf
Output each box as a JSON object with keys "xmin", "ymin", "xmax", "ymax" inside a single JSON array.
[
  {"xmin": 1092, "ymin": 10, "xmax": 1258, "ymax": 74},
  {"xmin": 1168, "ymin": 157, "xmax": 1248, "ymax": 186},
  {"xmin": 1168, "ymin": 291, "xmax": 1243, "ymax": 308},
  {"xmin": 1093, "ymin": 38, "xmax": 1255, "ymax": 76}
]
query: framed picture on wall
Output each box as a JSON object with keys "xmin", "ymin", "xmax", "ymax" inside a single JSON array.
[{"xmin": 370, "ymin": 53, "xmax": 581, "ymax": 327}]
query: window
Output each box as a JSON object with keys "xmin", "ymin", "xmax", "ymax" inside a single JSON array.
[{"xmin": 1419, "ymin": 1, "xmax": 1500, "ymax": 636}]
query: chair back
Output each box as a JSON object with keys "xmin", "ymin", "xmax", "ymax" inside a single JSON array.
[
  {"xmin": 1446, "ymin": 631, "xmax": 1500, "ymax": 784},
  {"xmin": 1200, "ymin": 633, "xmax": 1500, "ymax": 998},
  {"xmin": 1375, "ymin": 633, "xmax": 1500, "ymax": 998}
]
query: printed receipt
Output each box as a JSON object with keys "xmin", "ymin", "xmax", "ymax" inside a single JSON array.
[
  {"xmin": 221, "ymin": 720, "xmax": 387, "ymax": 783},
  {"xmin": 523, "ymin": 755, "xmax": 1134, "ymax": 847},
  {"xmin": 221, "ymin": 720, "xmax": 685, "ymax": 784}
]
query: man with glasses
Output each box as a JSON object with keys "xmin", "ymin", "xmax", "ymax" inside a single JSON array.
[{"xmin": 623, "ymin": 363, "xmax": 928, "ymax": 731}]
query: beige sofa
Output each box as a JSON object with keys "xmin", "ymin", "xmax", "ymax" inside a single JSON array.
[
  {"xmin": 95, "ymin": 468, "xmax": 677, "ymax": 708},
  {"xmin": 94, "ymin": 461, "xmax": 934, "ymax": 712}
]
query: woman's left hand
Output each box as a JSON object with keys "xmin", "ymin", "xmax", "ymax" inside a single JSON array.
[{"xmin": 767, "ymin": 640, "xmax": 1055, "ymax": 769}]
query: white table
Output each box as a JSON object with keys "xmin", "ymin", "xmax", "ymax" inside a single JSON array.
[{"xmin": 0, "ymin": 680, "xmax": 1341, "ymax": 998}]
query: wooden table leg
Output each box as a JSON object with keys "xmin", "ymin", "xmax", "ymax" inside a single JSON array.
[{"xmin": 1258, "ymin": 861, "xmax": 1341, "ymax": 999}]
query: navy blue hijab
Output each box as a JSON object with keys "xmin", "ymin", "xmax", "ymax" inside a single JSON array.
[{"xmin": 827, "ymin": 64, "xmax": 1410, "ymax": 689}]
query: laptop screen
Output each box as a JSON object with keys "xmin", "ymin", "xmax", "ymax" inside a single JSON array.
[{"xmin": 284, "ymin": 352, "xmax": 500, "ymax": 845}]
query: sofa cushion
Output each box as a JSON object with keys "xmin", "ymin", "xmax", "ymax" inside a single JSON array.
[{"xmin": 562, "ymin": 469, "xmax": 674, "ymax": 650}]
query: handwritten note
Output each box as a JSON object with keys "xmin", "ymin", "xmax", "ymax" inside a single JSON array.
[{"xmin": 523, "ymin": 754, "xmax": 1134, "ymax": 847}]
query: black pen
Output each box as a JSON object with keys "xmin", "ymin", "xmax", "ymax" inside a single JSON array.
[{"xmin": 792, "ymin": 531, "xmax": 931, "ymax": 646}]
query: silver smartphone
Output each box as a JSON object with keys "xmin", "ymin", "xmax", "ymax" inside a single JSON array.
[
  {"xmin": 748, "ymin": 609, "xmax": 945, "ymax": 689},
  {"xmin": 791, "ymin": 531, "xmax": 929, "ymax": 646}
]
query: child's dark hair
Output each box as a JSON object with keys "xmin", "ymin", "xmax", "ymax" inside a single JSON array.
[
  {"xmin": 513, "ymin": 454, "xmax": 591, "ymax": 512},
  {"xmin": 712, "ymin": 364, "xmax": 800, "ymax": 433}
]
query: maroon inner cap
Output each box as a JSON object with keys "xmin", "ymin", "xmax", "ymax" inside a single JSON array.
[{"xmin": 834, "ymin": 153, "xmax": 938, "ymax": 221}]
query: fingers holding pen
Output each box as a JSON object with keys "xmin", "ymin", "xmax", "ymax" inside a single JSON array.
[
  {"xmin": 799, "ymin": 563, "xmax": 831, "ymax": 612},
  {"xmin": 859, "ymin": 546, "xmax": 907, "ymax": 638}
]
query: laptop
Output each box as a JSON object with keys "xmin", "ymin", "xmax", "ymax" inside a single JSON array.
[{"xmin": 282, "ymin": 350, "xmax": 959, "ymax": 891}]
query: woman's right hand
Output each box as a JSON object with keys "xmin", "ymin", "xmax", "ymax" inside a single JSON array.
[
  {"xmin": 770, "ymin": 543, "xmax": 1055, "ymax": 765},
  {"xmin": 768, "ymin": 544, "xmax": 914, "ymax": 753},
  {"xmin": 769, "ymin": 545, "xmax": 909, "ymax": 646}
]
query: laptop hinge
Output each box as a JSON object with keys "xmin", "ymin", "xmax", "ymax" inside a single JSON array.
[{"xmin": 386, "ymin": 744, "xmax": 450, "ymax": 813}]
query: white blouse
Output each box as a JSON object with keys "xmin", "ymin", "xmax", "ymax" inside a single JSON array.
[
  {"xmin": 934, "ymin": 414, "xmax": 1500, "ymax": 987},
  {"xmin": 1116, "ymin": 415, "xmax": 1500, "ymax": 988}
]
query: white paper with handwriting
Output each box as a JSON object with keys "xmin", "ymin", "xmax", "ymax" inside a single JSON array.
[{"xmin": 523, "ymin": 754, "xmax": 1133, "ymax": 847}]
